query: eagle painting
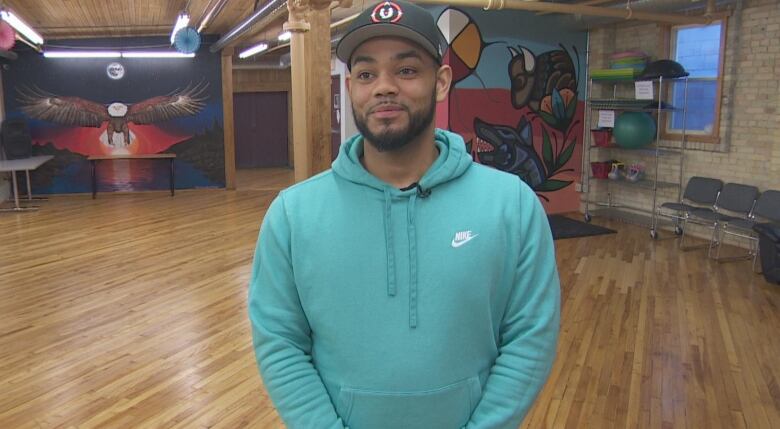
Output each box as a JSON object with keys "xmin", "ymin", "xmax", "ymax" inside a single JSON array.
[{"xmin": 16, "ymin": 83, "xmax": 208, "ymax": 147}]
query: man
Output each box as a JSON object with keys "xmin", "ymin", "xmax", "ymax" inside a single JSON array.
[{"xmin": 248, "ymin": 1, "xmax": 560, "ymax": 428}]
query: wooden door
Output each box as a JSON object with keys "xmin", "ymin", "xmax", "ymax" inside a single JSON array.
[{"xmin": 234, "ymin": 91, "xmax": 289, "ymax": 168}]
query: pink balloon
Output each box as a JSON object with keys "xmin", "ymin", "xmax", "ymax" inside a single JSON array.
[{"xmin": 0, "ymin": 21, "xmax": 16, "ymax": 51}]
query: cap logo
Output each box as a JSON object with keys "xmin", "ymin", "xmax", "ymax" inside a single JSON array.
[{"xmin": 371, "ymin": 1, "xmax": 403, "ymax": 23}]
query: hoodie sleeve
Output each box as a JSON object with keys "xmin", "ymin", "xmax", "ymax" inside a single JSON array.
[
  {"xmin": 248, "ymin": 195, "xmax": 346, "ymax": 429},
  {"xmin": 466, "ymin": 180, "xmax": 561, "ymax": 429}
]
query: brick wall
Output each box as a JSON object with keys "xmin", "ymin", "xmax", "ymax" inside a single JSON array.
[{"xmin": 585, "ymin": 0, "xmax": 780, "ymax": 247}]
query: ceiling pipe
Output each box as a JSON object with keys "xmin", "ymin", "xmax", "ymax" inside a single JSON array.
[
  {"xmin": 554, "ymin": 0, "xmax": 734, "ymax": 30},
  {"xmin": 236, "ymin": 7, "xmax": 358, "ymax": 60},
  {"xmin": 538, "ymin": 0, "xmax": 615, "ymax": 16},
  {"xmin": 222, "ymin": 0, "xmax": 357, "ymax": 56},
  {"xmin": 229, "ymin": 0, "xmax": 726, "ymax": 65},
  {"xmin": 197, "ymin": 0, "xmax": 230, "ymax": 33},
  {"xmin": 415, "ymin": 0, "xmax": 713, "ymax": 25},
  {"xmin": 210, "ymin": 0, "xmax": 286, "ymax": 53},
  {"xmin": 233, "ymin": 1, "xmax": 289, "ymax": 46}
]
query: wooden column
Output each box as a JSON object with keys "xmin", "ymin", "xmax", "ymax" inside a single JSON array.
[
  {"xmin": 306, "ymin": 2, "xmax": 333, "ymax": 176},
  {"xmin": 285, "ymin": 4, "xmax": 310, "ymax": 183},
  {"xmin": 221, "ymin": 48, "xmax": 236, "ymax": 190},
  {"xmin": 285, "ymin": 0, "xmax": 332, "ymax": 182}
]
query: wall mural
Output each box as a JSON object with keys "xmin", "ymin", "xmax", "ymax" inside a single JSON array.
[
  {"xmin": 17, "ymin": 83, "xmax": 208, "ymax": 148},
  {"xmin": 435, "ymin": 7, "xmax": 585, "ymax": 213},
  {"xmin": 2, "ymin": 38, "xmax": 225, "ymax": 195}
]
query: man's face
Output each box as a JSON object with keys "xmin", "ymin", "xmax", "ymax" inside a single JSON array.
[{"xmin": 346, "ymin": 37, "xmax": 451, "ymax": 152}]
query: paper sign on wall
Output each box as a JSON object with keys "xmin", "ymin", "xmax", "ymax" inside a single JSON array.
[
  {"xmin": 635, "ymin": 81, "xmax": 654, "ymax": 100},
  {"xmin": 597, "ymin": 110, "xmax": 615, "ymax": 128}
]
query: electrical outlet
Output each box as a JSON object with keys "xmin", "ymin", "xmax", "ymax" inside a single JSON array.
[{"xmin": 575, "ymin": 182, "xmax": 582, "ymax": 192}]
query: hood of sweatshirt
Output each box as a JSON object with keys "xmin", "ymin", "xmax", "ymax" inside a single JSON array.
[
  {"xmin": 331, "ymin": 129, "xmax": 472, "ymax": 328},
  {"xmin": 332, "ymin": 128, "xmax": 472, "ymax": 193}
]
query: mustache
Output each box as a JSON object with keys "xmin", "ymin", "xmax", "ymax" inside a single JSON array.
[{"xmin": 368, "ymin": 101, "xmax": 408, "ymax": 114}]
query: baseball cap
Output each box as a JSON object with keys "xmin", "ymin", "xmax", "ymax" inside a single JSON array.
[{"xmin": 336, "ymin": 0, "xmax": 443, "ymax": 68}]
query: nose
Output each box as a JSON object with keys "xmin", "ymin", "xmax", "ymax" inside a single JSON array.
[{"xmin": 372, "ymin": 71, "xmax": 399, "ymax": 98}]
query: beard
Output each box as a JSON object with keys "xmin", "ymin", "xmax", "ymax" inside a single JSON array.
[{"xmin": 353, "ymin": 90, "xmax": 437, "ymax": 152}]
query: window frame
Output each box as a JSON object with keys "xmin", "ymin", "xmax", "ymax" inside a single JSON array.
[{"xmin": 660, "ymin": 17, "xmax": 727, "ymax": 144}]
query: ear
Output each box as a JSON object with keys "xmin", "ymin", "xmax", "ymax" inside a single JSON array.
[
  {"xmin": 435, "ymin": 64, "xmax": 452, "ymax": 103},
  {"xmin": 345, "ymin": 73, "xmax": 351, "ymax": 93}
]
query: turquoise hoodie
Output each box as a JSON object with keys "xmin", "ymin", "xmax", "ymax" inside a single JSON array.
[{"xmin": 249, "ymin": 129, "xmax": 560, "ymax": 429}]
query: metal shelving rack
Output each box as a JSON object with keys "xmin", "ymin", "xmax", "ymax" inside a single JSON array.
[{"xmin": 582, "ymin": 74, "xmax": 689, "ymax": 239}]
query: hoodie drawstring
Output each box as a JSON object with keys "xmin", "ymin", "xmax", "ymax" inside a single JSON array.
[
  {"xmin": 383, "ymin": 189, "xmax": 397, "ymax": 297},
  {"xmin": 407, "ymin": 193, "xmax": 419, "ymax": 329},
  {"xmin": 383, "ymin": 189, "xmax": 420, "ymax": 328}
]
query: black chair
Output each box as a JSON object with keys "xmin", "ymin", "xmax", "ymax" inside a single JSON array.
[
  {"xmin": 753, "ymin": 223, "xmax": 780, "ymax": 284},
  {"xmin": 1, "ymin": 118, "xmax": 33, "ymax": 160},
  {"xmin": 716, "ymin": 190, "xmax": 780, "ymax": 270},
  {"xmin": 658, "ymin": 176, "xmax": 723, "ymax": 249},
  {"xmin": 687, "ymin": 182, "xmax": 759, "ymax": 259}
]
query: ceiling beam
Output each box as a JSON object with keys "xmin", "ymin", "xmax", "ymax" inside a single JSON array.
[
  {"xmin": 36, "ymin": 25, "xmax": 171, "ymax": 39},
  {"xmin": 415, "ymin": 0, "xmax": 714, "ymax": 25}
]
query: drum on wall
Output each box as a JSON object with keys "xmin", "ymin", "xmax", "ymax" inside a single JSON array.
[{"xmin": 174, "ymin": 27, "xmax": 201, "ymax": 54}]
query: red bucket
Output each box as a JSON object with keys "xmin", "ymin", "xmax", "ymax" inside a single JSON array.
[
  {"xmin": 591, "ymin": 128, "xmax": 612, "ymax": 147},
  {"xmin": 591, "ymin": 161, "xmax": 610, "ymax": 179}
]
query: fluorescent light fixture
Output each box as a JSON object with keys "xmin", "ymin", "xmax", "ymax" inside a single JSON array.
[
  {"xmin": 44, "ymin": 51, "xmax": 121, "ymax": 58},
  {"xmin": 239, "ymin": 43, "xmax": 269, "ymax": 59},
  {"xmin": 122, "ymin": 51, "xmax": 195, "ymax": 58},
  {"xmin": 1, "ymin": 10, "xmax": 44, "ymax": 45},
  {"xmin": 277, "ymin": 31, "xmax": 291, "ymax": 42},
  {"xmin": 170, "ymin": 12, "xmax": 190, "ymax": 44},
  {"xmin": 43, "ymin": 50, "xmax": 194, "ymax": 59}
]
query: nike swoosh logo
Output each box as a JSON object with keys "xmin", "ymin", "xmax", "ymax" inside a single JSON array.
[{"xmin": 451, "ymin": 234, "xmax": 478, "ymax": 248}]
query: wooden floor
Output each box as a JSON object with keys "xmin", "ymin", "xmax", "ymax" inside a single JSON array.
[
  {"xmin": 235, "ymin": 167, "xmax": 294, "ymax": 191},
  {"xmin": 1, "ymin": 170, "xmax": 778, "ymax": 428}
]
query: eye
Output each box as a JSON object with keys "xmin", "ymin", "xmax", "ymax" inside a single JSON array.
[
  {"xmin": 355, "ymin": 71, "xmax": 374, "ymax": 80},
  {"xmin": 398, "ymin": 67, "xmax": 417, "ymax": 76}
]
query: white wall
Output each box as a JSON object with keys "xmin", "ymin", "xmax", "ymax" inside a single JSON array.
[
  {"xmin": 330, "ymin": 59, "xmax": 358, "ymax": 153},
  {"xmin": 333, "ymin": 59, "xmax": 358, "ymax": 142}
]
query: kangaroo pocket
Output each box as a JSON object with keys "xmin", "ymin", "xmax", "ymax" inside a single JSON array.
[{"xmin": 338, "ymin": 376, "xmax": 482, "ymax": 429}]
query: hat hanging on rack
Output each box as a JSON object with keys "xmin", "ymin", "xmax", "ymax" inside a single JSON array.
[
  {"xmin": 174, "ymin": 27, "xmax": 201, "ymax": 54},
  {"xmin": 0, "ymin": 21, "xmax": 16, "ymax": 51},
  {"xmin": 637, "ymin": 59, "xmax": 689, "ymax": 80}
]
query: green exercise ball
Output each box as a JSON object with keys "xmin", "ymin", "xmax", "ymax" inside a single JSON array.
[{"xmin": 613, "ymin": 112, "xmax": 656, "ymax": 148}]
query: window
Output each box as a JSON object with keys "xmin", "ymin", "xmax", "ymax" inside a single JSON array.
[{"xmin": 664, "ymin": 20, "xmax": 726, "ymax": 142}]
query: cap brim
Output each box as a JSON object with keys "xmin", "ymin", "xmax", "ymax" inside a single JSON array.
[{"xmin": 336, "ymin": 23, "xmax": 440, "ymax": 66}]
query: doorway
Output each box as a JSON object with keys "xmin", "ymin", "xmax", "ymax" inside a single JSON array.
[{"xmin": 233, "ymin": 91, "xmax": 289, "ymax": 168}]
